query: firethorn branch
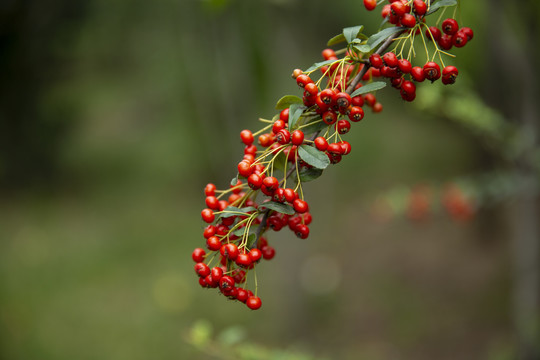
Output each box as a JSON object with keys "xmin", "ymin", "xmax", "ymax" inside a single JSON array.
[{"xmin": 193, "ymin": 0, "xmax": 473, "ymax": 311}]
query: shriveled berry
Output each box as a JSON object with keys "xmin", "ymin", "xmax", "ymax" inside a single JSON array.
[{"xmin": 423, "ymin": 61, "xmax": 441, "ymax": 82}]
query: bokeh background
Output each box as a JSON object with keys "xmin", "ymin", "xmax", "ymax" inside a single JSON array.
[{"xmin": 1, "ymin": 0, "xmax": 539, "ymax": 359}]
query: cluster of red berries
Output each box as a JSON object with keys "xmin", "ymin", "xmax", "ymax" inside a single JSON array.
[
  {"xmin": 426, "ymin": 19, "xmax": 474, "ymax": 51},
  {"xmin": 194, "ymin": 1, "xmax": 473, "ymax": 309}
]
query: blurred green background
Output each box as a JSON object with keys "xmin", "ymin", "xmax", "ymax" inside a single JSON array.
[{"xmin": 1, "ymin": 0, "xmax": 538, "ymax": 359}]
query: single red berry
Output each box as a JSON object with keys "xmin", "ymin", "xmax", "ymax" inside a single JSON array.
[
  {"xmin": 206, "ymin": 236, "xmax": 222, "ymax": 251},
  {"xmin": 401, "ymin": 13, "xmax": 416, "ymax": 28},
  {"xmin": 302, "ymin": 212, "xmax": 313, "ymax": 225},
  {"xmin": 272, "ymin": 119, "xmax": 286, "ymax": 134},
  {"xmin": 273, "ymin": 187, "xmax": 286, "ymax": 203},
  {"xmin": 397, "ymin": 59, "xmax": 412, "ymax": 74},
  {"xmin": 442, "ymin": 18, "xmax": 459, "ymax": 35},
  {"xmin": 336, "ymin": 119, "xmax": 351, "ymax": 134},
  {"xmin": 237, "ymin": 160, "xmax": 253, "ymax": 178},
  {"xmin": 248, "ymin": 173, "xmax": 263, "ymax": 190},
  {"xmin": 304, "ymin": 83, "xmax": 319, "ymax": 97},
  {"xmin": 442, "ymin": 65, "xmax": 459, "ymax": 85},
  {"xmin": 235, "ymin": 252, "xmax": 252, "ymax": 268},
  {"xmin": 314, "ymin": 137, "xmax": 328, "ymax": 151},
  {"xmin": 203, "ymin": 225, "xmax": 216, "ymax": 239},
  {"xmin": 322, "ymin": 110, "xmax": 337, "ymax": 125},
  {"xmin": 246, "ymin": 296, "xmax": 262, "ymax": 310},
  {"xmin": 319, "ymin": 88, "xmax": 336, "ymax": 105},
  {"xmin": 205, "ymin": 195, "xmax": 219, "ymax": 210},
  {"xmin": 373, "ymin": 102, "xmax": 383, "ymax": 113},
  {"xmin": 220, "ymin": 243, "xmax": 239, "ymax": 260},
  {"xmin": 413, "ymin": 0, "xmax": 427, "ymax": 16},
  {"xmin": 244, "ymin": 144, "xmax": 257, "ymax": 156},
  {"xmin": 249, "ymin": 248, "xmax": 262, "ymax": 263},
  {"xmin": 363, "ymin": 0, "xmax": 377, "ymax": 11},
  {"xmin": 293, "ymin": 199, "xmax": 309, "ymax": 213},
  {"xmin": 321, "ymin": 48, "xmax": 336, "ymax": 60},
  {"xmin": 423, "ymin": 61, "xmax": 441, "ymax": 82},
  {"xmin": 279, "ymin": 108, "xmax": 289, "ymax": 122},
  {"xmin": 291, "ymin": 130, "xmax": 304, "ymax": 146},
  {"xmin": 284, "ymin": 188, "xmax": 297, "ymax": 203},
  {"xmin": 211, "ymin": 267, "xmax": 224, "ymax": 282},
  {"xmin": 276, "ymin": 129, "xmax": 291, "ymax": 145},
  {"xmin": 204, "ymin": 183, "xmax": 216, "ymax": 197},
  {"xmin": 198, "ymin": 277, "xmax": 208, "ymax": 288},
  {"xmin": 410, "ymin": 66, "xmax": 425, "ymax": 82},
  {"xmin": 240, "ymin": 129, "xmax": 254, "ymax": 145},
  {"xmin": 364, "ymin": 93, "xmax": 376, "ymax": 107},
  {"xmin": 438, "ymin": 34, "xmax": 453, "ymax": 50},
  {"xmin": 336, "ymin": 92, "xmax": 352, "ymax": 109},
  {"xmin": 295, "ymin": 224, "xmax": 310, "ymax": 239},
  {"xmin": 369, "ymin": 54, "xmax": 383, "ymax": 69},
  {"xmin": 233, "ymin": 269, "xmax": 246, "ymax": 284},
  {"xmin": 194, "ymin": 262, "xmax": 210, "ymax": 277},
  {"xmin": 452, "ymin": 32, "xmax": 468, "ymax": 48},
  {"xmin": 219, "ymin": 275, "xmax": 235, "ymax": 291},
  {"xmin": 261, "ymin": 245, "xmax": 275, "ymax": 260},
  {"xmin": 390, "ymin": 1, "xmax": 407, "ymax": 16},
  {"xmin": 192, "ymin": 248, "xmax": 206, "ymax": 262},
  {"xmin": 258, "ymin": 133, "xmax": 274, "ymax": 147},
  {"xmin": 327, "ymin": 142, "xmax": 342, "ymax": 155},
  {"xmin": 340, "ymin": 141, "xmax": 352, "ymax": 155},
  {"xmin": 262, "ymin": 176, "xmax": 279, "ymax": 191},
  {"xmin": 348, "ymin": 106, "xmax": 364, "ymax": 122},
  {"xmin": 401, "ymin": 80, "xmax": 416, "ymax": 95},
  {"xmin": 381, "ymin": 4, "xmax": 391, "ymax": 18},
  {"xmin": 383, "ymin": 52, "xmax": 398, "ymax": 68},
  {"xmin": 201, "ymin": 208, "xmax": 215, "ymax": 223},
  {"xmin": 426, "ymin": 26, "xmax": 441, "ymax": 42},
  {"xmin": 236, "ymin": 288, "xmax": 249, "ymax": 303},
  {"xmin": 296, "ymin": 74, "xmax": 313, "ymax": 88}
]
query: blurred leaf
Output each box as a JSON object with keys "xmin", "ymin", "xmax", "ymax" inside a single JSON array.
[
  {"xmin": 288, "ymin": 103, "xmax": 307, "ymax": 131},
  {"xmin": 298, "ymin": 168, "xmax": 323, "ymax": 182},
  {"xmin": 298, "ymin": 145, "xmax": 330, "ymax": 169},
  {"xmin": 427, "ymin": 0, "xmax": 458, "ymax": 15},
  {"xmin": 304, "ymin": 59, "xmax": 335, "ymax": 73},
  {"xmin": 350, "ymin": 81, "xmax": 386, "ymax": 97},
  {"xmin": 217, "ymin": 326, "xmax": 246, "ymax": 346},
  {"xmin": 259, "ymin": 201, "xmax": 295, "ymax": 215},
  {"xmin": 275, "ymin": 95, "xmax": 302, "ymax": 110},
  {"xmin": 188, "ymin": 319, "xmax": 213, "ymax": 348},
  {"xmin": 327, "ymin": 33, "xmax": 346, "ymax": 46},
  {"xmin": 342, "ymin": 25, "xmax": 365, "ymax": 44},
  {"xmin": 354, "ymin": 26, "xmax": 404, "ymax": 53}
]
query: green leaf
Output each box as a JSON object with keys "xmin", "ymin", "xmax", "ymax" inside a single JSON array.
[
  {"xmin": 298, "ymin": 168, "xmax": 323, "ymax": 182},
  {"xmin": 350, "ymin": 81, "xmax": 387, "ymax": 97},
  {"xmin": 304, "ymin": 59, "xmax": 336, "ymax": 73},
  {"xmin": 230, "ymin": 176, "xmax": 238, "ymax": 186},
  {"xmin": 354, "ymin": 26, "xmax": 404, "ymax": 53},
  {"xmin": 245, "ymin": 233, "xmax": 257, "ymax": 249},
  {"xmin": 218, "ymin": 206, "xmax": 257, "ymax": 220},
  {"xmin": 298, "ymin": 145, "xmax": 330, "ymax": 170},
  {"xmin": 275, "ymin": 95, "xmax": 303, "ymax": 110},
  {"xmin": 427, "ymin": 0, "xmax": 457, "ymax": 15},
  {"xmin": 259, "ymin": 201, "xmax": 295, "ymax": 215},
  {"xmin": 343, "ymin": 25, "xmax": 365, "ymax": 44},
  {"xmin": 327, "ymin": 33, "xmax": 346, "ymax": 46},
  {"xmin": 231, "ymin": 226, "xmax": 256, "ymax": 237},
  {"xmin": 301, "ymin": 119, "xmax": 329, "ymax": 135},
  {"xmin": 288, "ymin": 103, "xmax": 306, "ymax": 131}
]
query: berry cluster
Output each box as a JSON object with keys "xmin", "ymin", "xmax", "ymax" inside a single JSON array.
[{"xmin": 194, "ymin": 0, "xmax": 473, "ymax": 309}]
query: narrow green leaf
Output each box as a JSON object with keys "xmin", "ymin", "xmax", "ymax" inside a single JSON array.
[
  {"xmin": 427, "ymin": 0, "xmax": 457, "ymax": 15},
  {"xmin": 230, "ymin": 176, "xmax": 238, "ymax": 186},
  {"xmin": 304, "ymin": 59, "xmax": 336, "ymax": 73},
  {"xmin": 288, "ymin": 103, "xmax": 306, "ymax": 131},
  {"xmin": 298, "ymin": 168, "xmax": 324, "ymax": 182},
  {"xmin": 275, "ymin": 95, "xmax": 303, "ymax": 110},
  {"xmin": 298, "ymin": 145, "xmax": 330, "ymax": 170},
  {"xmin": 232, "ymin": 226, "xmax": 256, "ymax": 237},
  {"xmin": 343, "ymin": 25, "xmax": 365, "ymax": 44},
  {"xmin": 259, "ymin": 201, "xmax": 295, "ymax": 215},
  {"xmin": 327, "ymin": 33, "xmax": 346, "ymax": 46},
  {"xmin": 350, "ymin": 81, "xmax": 387, "ymax": 97},
  {"xmin": 354, "ymin": 26, "xmax": 404, "ymax": 53},
  {"xmin": 218, "ymin": 206, "xmax": 257, "ymax": 220},
  {"xmin": 245, "ymin": 233, "xmax": 257, "ymax": 249}
]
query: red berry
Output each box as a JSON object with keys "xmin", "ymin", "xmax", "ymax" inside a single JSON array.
[
  {"xmin": 240, "ymin": 129, "xmax": 254, "ymax": 145},
  {"xmin": 201, "ymin": 208, "xmax": 215, "ymax": 223},
  {"xmin": 319, "ymin": 88, "xmax": 336, "ymax": 105},
  {"xmin": 205, "ymin": 195, "xmax": 219, "ymax": 210},
  {"xmin": 219, "ymin": 275, "xmax": 235, "ymax": 291},
  {"xmin": 220, "ymin": 243, "xmax": 239, "ymax": 260},
  {"xmin": 364, "ymin": 93, "xmax": 376, "ymax": 107},
  {"xmin": 397, "ymin": 59, "xmax": 412, "ymax": 74},
  {"xmin": 442, "ymin": 65, "xmax": 459, "ymax": 85},
  {"xmin": 369, "ymin": 54, "xmax": 383, "ymax": 69},
  {"xmin": 304, "ymin": 83, "xmax": 319, "ymax": 97},
  {"xmin": 336, "ymin": 119, "xmax": 351, "ymax": 134},
  {"xmin": 236, "ymin": 288, "xmax": 249, "ymax": 303},
  {"xmin": 383, "ymin": 52, "xmax": 398, "ymax": 68},
  {"xmin": 237, "ymin": 160, "xmax": 253, "ymax": 178},
  {"xmin": 246, "ymin": 296, "xmax": 262, "ymax": 310},
  {"xmin": 423, "ymin": 61, "xmax": 441, "ymax": 82},
  {"xmin": 426, "ymin": 26, "xmax": 441, "ymax": 42},
  {"xmin": 194, "ymin": 262, "xmax": 210, "ymax": 277},
  {"xmin": 327, "ymin": 142, "xmax": 342, "ymax": 154},
  {"xmin": 363, "ymin": 0, "xmax": 377, "ymax": 11},
  {"xmin": 340, "ymin": 141, "xmax": 352, "ymax": 155},
  {"xmin": 211, "ymin": 267, "xmax": 224, "ymax": 281},
  {"xmin": 296, "ymin": 74, "xmax": 312, "ymax": 88},
  {"xmin": 413, "ymin": 0, "xmax": 427, "ymax": 16},
  {"xmin": 314, "ymin": 137, "xmax": 328, "ymax": 151},
  {"xmin": 279, "ymin": 108, "xmax": 289, "ymax": 122},
  {"xmin": 442, "ymin": 18, "xmax": 459, "ymax": 35},
  {"xmin": 192, "ymin": 248, "xmax": 206, "ymax": 262},
  {"xmin": 249, "ymin": 248, "xmax": 262, "ymax": 263},
  {"xmin": 410, "ymin": 66, "xmax": 425, "ymax": 82},
  {"xmin": 295, "ymin": 224, "xmax": 310, "ymax": 239},
  {"xmin": 438, "ymin": 34, "xmax": 453, "ymax": 50},
  {"xmin": 235, "ymin": 252, "xmax": 252, "ymax": 268},
  {"xmin": 272, "ymin": 119, "xmax": 286, "ymax": 134},
  {"xmin": 401, "ymin": 80, "xmax": 416, "ymax": 95},
  {"xmin": 348, "ymin": 106, "xmax": 364, "ymax": 122},
  {"xmin": 276, "ymin": 129, "xmax": 291, "ymax": 145},
  {"xmin": 390, "ymin": 1, "xmax": 407, "ymax": 16},
  {"xmin": 401, "ymin": 13, "xmax": 416, "ymax": 28},
  {"xmin": 336, "ymin": 92, "xmax": 352, "ymax": 109},
  {"xmin": 273, "ymin": 187, "xmax": 286, "ymax": 203},
  {"xmin": 322, "ymin": 110, "xmax": 337, "ymax": 125},
  {"xmin": 206, "ymin": 236, "xmax": 222, "ymax": 251},
  {"xmin": 261, "ymin": 245, "xmax": 275, "ymax": 260},
  {"xmin": 248, "ymin": 173, "xmax": 263, "ymax": 190},
  {"xmin": 459, "ymin": 27, "xmax": 474, "ymax": 41},
  {"xmin": 293, "ymin": 199, "xmax": 309, "ymax": 213},
  {"xmin": 291, "ymin": 130, "xmax": 304, "ymax": 146},
  {"xmin": 452, "ymin": 32, "xmax": 468, "ymax": 48},
  {"xmin": 373, "ymin": 102, "xmax": 383, "ymax": 113},
  {"xmin": 204, "ymin": 183, "xmax": 216, "ymax": 197},
  {"xmin": 321, "ymin": 48, "xmax": 336, "ymax": 60}
]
